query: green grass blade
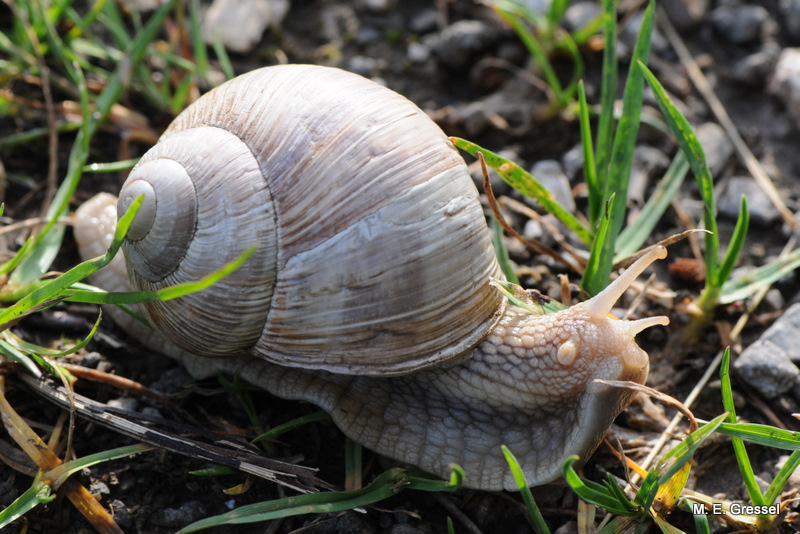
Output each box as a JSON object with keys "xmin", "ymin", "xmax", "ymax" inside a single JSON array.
[
  {"xmin": 578, "ymin": 80, "xmax": 599, "ymax": 216},
  {"xmin": 0, "ymin": 338, "xmax": 43, "ymax": 378},
  {"xmin": 501, "ymin": 445, "xmax": 551, "ymax": 534},
  {"xmin": 46, "ymin": 444, "xmax": 153, "ymax": 490},
  {"xmin": 678, "ymin": 499, "xmax": 712, "ymax": 534},
  {"xmin": 0, "ymin": 483, "xmax": 55, "ymax": 529},
  {"xmin": 615, "ymin": 151, "xmax": 690, "ymax": 260},
  {"xmin": 593, "ymin": 0, "xmax": 617, "ymax": 215},
  {"xmin": 0, "ymin": 196, "xmax": 141, "ymax": 326},
  {"xmin": 639, "ymin": 61, "xmax": 719, "ymax": 285},
  {"xmin": 252, "ymin": 411, "xmax": 331, "ymax": 443},
  {"xmin": 764, "ymin": 450, "xmax": 800, "ymax": 505},
  {"xmin": 719, "ymin": 347, "xmax": 764, "ymax": 506},
  {"xmin": 712, "ymin": 422, "xmax": 800, "ymax": 449},
  {"xmin": 582, "ymin": 194, "xmax": 615, "ymax": 294},
  {"xmin": 604, "ymin": 0, "xmax": 655, "ymax": 248},
  {"xmin": 177, "ymin": 468, "xmax": 407, "ymax": 532},
  {"xmin": 636, "ymin": 412, "xmax": 727, "ymax": 511},
  {"xmin": 451, "ymin": 137, "xmax": 592, "ymax": 243},
  {"xmin": 546, "ymin": 0, "xmax": 569, "ymax": 27},
  {"xmin": 189, "ymin": 0, "xmax": 209, "ymax": 81},
  {"xmin": 717, "ymin": 196, "xmax": 749, "ymax": 285},
  {"xmin": 555, "ymin": 30, "xmax": 584, "ymax": 104},
  {"xmin": 491, "ymin": 219, "xmax": 519, "ymax": 284},
  {"xmin": 83, "ymin": 158, "xmax": 139, "ymax": 173},
  {"xmin": 563, "ymin": 456, "xmax": 642, "ymax": 516},
  {"xmin": 211, "ymin": 34, "xmax": 235, "ymax": 80},
  {"xmin": 66, "ymin": 246, "xmax": 256, "ymax": 305},
  {"xmin": 720, "ymin": 247, "xmax": 800, "ymax": 304},
  {"xmin": 492, "ymin": 2, "xmax": 563, "ymax": 100}
]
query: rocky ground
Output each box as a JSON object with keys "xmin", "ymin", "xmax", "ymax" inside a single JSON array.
[{"xmin": 3, "ymin": 0, "xmax": 800, "ymax": 532}]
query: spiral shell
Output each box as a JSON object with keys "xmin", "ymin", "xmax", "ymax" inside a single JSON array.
[{"xmin": 118, "ymin": 64, "xmax": 504, "ymax": 375}]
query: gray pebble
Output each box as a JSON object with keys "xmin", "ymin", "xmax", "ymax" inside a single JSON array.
[
  {"xmin": 718, "ymin": 176, "xmax": 777, "ymax": 226},
  {"xmin": 79, "ymin": 351, "xmax": 102, "ymax": 368},
  {"xmin": 754, "ymin": 303, "xmax": 800, "ymax": 364},
  {"xmin": 769, "ymin": 48, "xmax": 800, "ymax": 130},
  {"xmin": 734, "ymin": 339, "xmax": 800, "ymax": 399},
  {"xmin": 709, "ymin": 4, "xmax": 770, "ymax": 45},
  {"xmin": 695, "ymin": 122, "xmax": 734, "ymax": 178},
  {"xmin": 431, "ymin": 20, "xmax": 497, "ymax": 69}
]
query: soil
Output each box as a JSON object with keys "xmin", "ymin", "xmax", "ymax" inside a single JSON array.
[{"xmin": 2, "ymin": 0, "xmax": 800, "ymax": 533}]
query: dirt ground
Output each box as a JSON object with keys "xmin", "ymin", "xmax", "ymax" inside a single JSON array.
[{"xmin": 2, "ymin": 0, "xmax": 800, "ymax": 532}]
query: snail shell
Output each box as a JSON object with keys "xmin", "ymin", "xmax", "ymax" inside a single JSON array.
[{"xmin": 75, "ymin": 64, "xmax": 667, "ymax": 491}]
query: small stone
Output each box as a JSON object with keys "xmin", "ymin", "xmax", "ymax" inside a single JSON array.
[
  {"xmin": 79, "ymin": 351, "xmax": 102, "ymax": 368},
  {"xmin": 718, "ymin": 176, "xmax": 777, "ymax": 226},
  {"xmin": 430, "ymin": 20, "xmax": 497, "ymax": 70},
  {"xmin": 734, "ymin": 339, "xmax": 800, "ymax": 399},
  {"xmin": 528, "ymin": 160, "xmax": 575, "ymax": 213},
  {"xmin": 755, "ymin": 303, "xmax": 800, "ymax": 364},
  {"xmin": 709, "ymin": 4, "xmax": 770, "ymax": 45},
  {"xmin": 769, "ymin": 48, "xmax": 800, "ymax": 130},
  {"xmin": 695, "ymin": 122, "xmax": 734, "ymax": 178},
  {"xmin": 202, "ymin": 0, "xmax": 289, "ymax": 53}
]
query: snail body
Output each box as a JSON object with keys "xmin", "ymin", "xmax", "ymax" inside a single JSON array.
[{"xmin": 75, "ymin": 64, "xmax": 667, "ymax": 491}]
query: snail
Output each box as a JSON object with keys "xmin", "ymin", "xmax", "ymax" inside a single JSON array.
[{"xmin": 74, "ymin": 64, "xmax": 668, "ymax": 491}]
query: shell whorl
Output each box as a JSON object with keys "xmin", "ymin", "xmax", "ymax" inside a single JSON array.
[{"xmin": 119, "ymin": 64, "xmax": 504, "ymax": 374}]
